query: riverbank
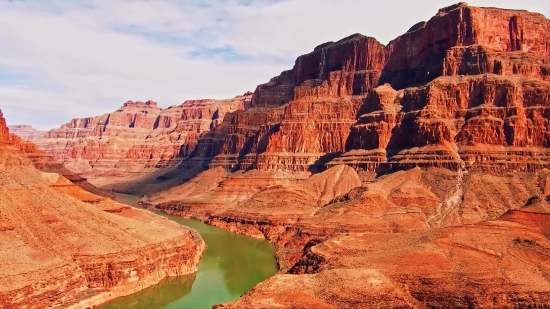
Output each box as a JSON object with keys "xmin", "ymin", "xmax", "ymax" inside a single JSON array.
[
  {"xmin": 143, "ymin": 166, "xmax": 550, "ymax": 308},
  {"xmin": 0, "ymin": 162, "xmax": 204, "ymax": 309},
  {"xmin": 99, "ymin": 193, "xmax": 277, "ymax": 309}
]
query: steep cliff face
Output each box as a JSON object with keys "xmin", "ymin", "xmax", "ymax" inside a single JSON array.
[
  {"xmin": 30, "ymin": 3, "xmax": 550, "ymax": 182},
  {"xmin": 329, "ymin": 3, "xmax": 550, "ymax": 175},
  {"xmin": 188, "ymin": 34, "xmax": 387, "ymax": 172},
  {"xmin": 183, "ymin": 3, "xmax": 549, "ymax": 177},
  {"xmin": 0, "ymin": 112, "xmax": 114, "ymax": 198},
  {"xmin": 0, "ymin": 111, "xmax": 205, "ymax": 309},
  {"xmin": 36, "ymin": 94, "xmax": 251, "ymax": 182},
  {"xmin": 336, "ymin": 74, "xmax": 550, "ymax": 174},
  {"xmin": 381, "ymin": 3, "xmax": 550, "ymax": 89},
  {"xmin": 257, "ymin": 34, "xmax": 388, "ymax": 170}
]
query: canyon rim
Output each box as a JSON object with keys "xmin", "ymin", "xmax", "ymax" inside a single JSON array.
[{"xmin": 3, "ymin": 1, "xmax": 550, "ymax": 309}]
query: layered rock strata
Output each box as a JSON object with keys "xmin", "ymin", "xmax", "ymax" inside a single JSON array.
[
  {"xmin": 0, "ymin": 110, "xmax": 205, "ymax": 309},
  {"xmin": 30, "ymin": 3, "xmax": 550, "ymax": 182},
  {"xmin": 7, "ymin": 124, "xmax": 114, "ymax": 198},
  {"xmin": 149, "ymin": 162, "xmax": 550, "ymax": 308},
  {"xmin": 0, "ymin": 110, "xmax": 8, "ymax": 143},
  {"xmin": 182, "ymin": 2, "xmax": 550, "ymax": 177},
  {"xmin": 217, "ymin": 205, "xmax": 550, "ymax": 309},
  {"xmin": 187, "ymin": 34, "xmax": 388, "ymax": 172},
  {"xmin": 36, "ymin": 95, "xmax": 251, "ymax": 185},
  {"xmin": 146, "ymin": 3, "xmax": 550, "ymax": 308}
]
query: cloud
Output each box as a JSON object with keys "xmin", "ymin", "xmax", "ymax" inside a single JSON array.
[{"xmin": 0, "ymin": 0, "xmax": 548, "ymax": 130}]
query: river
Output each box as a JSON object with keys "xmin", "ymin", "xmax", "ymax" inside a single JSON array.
[{"xmin": 100, "ymin": 193, "xmax": 277, "ymax": 309}]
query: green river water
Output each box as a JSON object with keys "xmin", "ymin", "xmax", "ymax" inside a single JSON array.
[{"xmin": 100, "ymin": 194, "xmax": 277, "ymax": 309}]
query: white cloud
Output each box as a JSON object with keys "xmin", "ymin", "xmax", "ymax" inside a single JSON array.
[{"xmin": 0, "ymin": 0, "xmax": 548, "ymax": 130}]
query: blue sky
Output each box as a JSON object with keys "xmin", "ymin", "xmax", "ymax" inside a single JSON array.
[{"xmin": 0, "ymin": 0, "xmax": 548, "ymax": 130}]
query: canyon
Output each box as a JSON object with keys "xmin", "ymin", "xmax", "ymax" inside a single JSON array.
[
  {"xmin": 15, "ymin": 1, "xmax": 550, "ymax": 308},
  {"xmin": 149, "ymin": 3, "xmax": 550, "ymax": 308},
  {"xmin": 0, "ymin": 110, "xmax": 205, "ymax": 309},
  {"xmin": 33, "ymin": 94, "xmax": 252, "ymax": 190}
]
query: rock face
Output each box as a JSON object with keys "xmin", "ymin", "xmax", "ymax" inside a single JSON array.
[
  {"xmin": 183, "ymin": 3, "xmax": 550, "ymax": 176},
  {"xmin": 143, "ymin": 3, "xmax": 550, "ymax": 308},
  {"xmin": 35, "ymin": 95, "xmax": 251, "ymax": 185},
  {"xmin": 381, "ymin": 3, "xmax": 550, "ymax": 89},
  {"xmin": 39, "ymin": 2, "xmax": 550, "ymax": 188},
  {"xmin": 217, "ymin": 207, "xmax": 550, "ymax": 309},
  {"xmin": 152, "ymin": 164, "xmax": 550, "ymax": 308},
  {"xmin": 0, "ymin": 110, "xmax": 8, "ymax": 143},
  {"xmin": 7, "ymin": 125, "xmax": 46, "ymax": 141},
  {"xmin": 4, "ymin": 120, "xmax": 115, "ymax": 198},
  {"xmin": 28, "ymin": 3, "xmax": 550, "ymax": 183},
  {"xmin": 0, "ymin": 110, "xmax": 205, "ymax": 309},
  {"xmin": 21, "ymin": 2, "xmax": 550, "ymax": 307},
  {"xmin": 188, "ymin": 34, "xmax": 387, "ymax": 173}
]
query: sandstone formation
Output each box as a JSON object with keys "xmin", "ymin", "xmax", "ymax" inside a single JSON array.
[
  {"xmin": 7, "ymin": 124, "xmax": 46, "ymax": 141},
  {"xmin": 24, "ymin": 2, "xmax": 550, "ymax": 308},
  {"xmin": 0, "ymin": 110, "xmax": 8, "ymax": 143},
  {"xmin": 181, "ymin": 3, "xmax": 550, "ymax": 176},
  {"xmin": 216, "ymin": 206, "xmax": 550, "ymax": 309},
  {"xmin": 6, "ymin": 123, "xmax": 115, "ymax": 198},
  {"xmin": 35, "ymin": 94, "xmax": 251, "ymax": 187},
  {"xmin": 143, "ymin": 3, "xmax": 550, "ymax": 308},
  {"xmin": 186, "ymin": 34, "xmax": 387, "ymax": 173},
  {"xmin": 29, "ymin": 3, "xmax": 550, "ymax": 182},
  {"xmin": 0, "ymin": 110, "xmax": 205, "ymax": 309}
]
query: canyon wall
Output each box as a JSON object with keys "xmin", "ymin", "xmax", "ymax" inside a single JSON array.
[
  {"xmin": 183, "ymin": 2, "xmax": 550, "ymax": 177},
  {"xmin": 37, "ymin": 2, "xmax": 550, "ymax": 186},
  {"xmin": 0, "ymin": 110, "xmax": 205, "ymax": 309},
  {"xmin": 0, "ymin": 110, "xmax": 8, "ymax": 143},
  {"xmin": 188, "ymin": 34, "xmax": 388, "ymax": 173},
  {"xmin": 15, "ymin": 1, "xmax": 550, "ymax": 308},
  {"xmin": 146, "ymin": 3, "xmax": 550, "ymax": 308},
  {"xmin": 35, "ymin": 94, "xmax": 251, "ymax": 184},
  {"xmin": 4, "ymin": 118, "xmax": 114, "ymax": 198}
]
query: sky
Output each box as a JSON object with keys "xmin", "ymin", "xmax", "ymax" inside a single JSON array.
[{"xmin": 0, "ymin": 0, "xmax": 548, "ymax": 130}]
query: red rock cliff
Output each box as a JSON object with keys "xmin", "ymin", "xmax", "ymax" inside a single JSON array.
[
  {"xmin": 380, "ymin": 2, "xmax": 550, "ymax": 89},
  {"xmin": 35, "ymin": 3, "xmax": 550, "ymax": 184},
  {"xmin": 187, "ymin": 2, "xmax": 550, "ymax": 176},
  {"xmin": 189, "ymin": 34, "xmax": 387, "ymax": 172},
  {"xmin": 35, "ymin": 94, "xmax": 251, "ymax": 183}
]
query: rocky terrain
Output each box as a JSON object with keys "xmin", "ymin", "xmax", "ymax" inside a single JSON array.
[
  {"xmin": 7, "ymin": 122, "xmax": 115, "ymax": 198},
  {"xmin": 8, "ymin": 124, "xmax": 46, "ymax": 141},
  {"xmin": 35, "ymin": 94, "xmax": 252, "ymax": 188},
  {"xmin": 140, "ymin": 3, "xmax": 550, "ymax": 308},
  {"xmin": 180, "ymin": 2, "xmax": 550, "ymax": 176},
  {"xmin": 0, "ymin": 110, "xmax": 205, "ymax": 309},
  {"xmin": 215, "ymin": 201, "xmax": 550, "ymax": 308},
  {"xmin": 24, "ymin": 1, "xmax": 550, "ymax": 308}
]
